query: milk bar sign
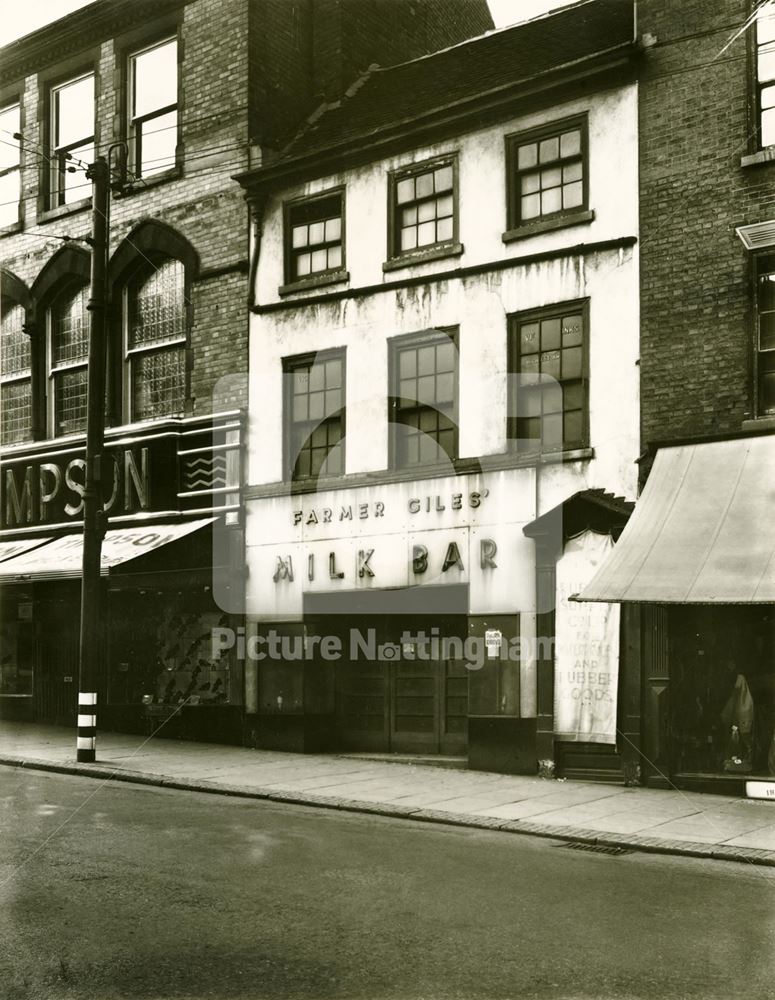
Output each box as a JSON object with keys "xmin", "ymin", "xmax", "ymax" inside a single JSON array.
[{"xmin": 1, "ymin": 438, "xmax": 177, "ymax": 529}]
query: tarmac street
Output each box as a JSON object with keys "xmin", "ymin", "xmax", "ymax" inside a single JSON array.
[{"xmin": 3, "ymin": 768, "xmax": 775, "ymax": 1000}]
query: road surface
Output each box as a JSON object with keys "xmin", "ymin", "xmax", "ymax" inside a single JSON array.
[{"xmin": 1, "ymin": 768, "xmax": 774, "ymax": 999}]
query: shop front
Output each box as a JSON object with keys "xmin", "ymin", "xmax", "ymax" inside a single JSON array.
[
  {"xmin": 576, "ymin": 432, "xmax": 775, "ymax": 796},
  {"xmin": 244, "ymin": 469, "xmax": 539, "ymax": 769},
  {"xmin": 0, "ymin": 413, "xmax": 246, "ymax": 742}
]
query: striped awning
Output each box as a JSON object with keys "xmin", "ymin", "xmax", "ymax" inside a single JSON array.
[{"xmin": 575, "ymin": 434, "xmax": 775, "ymax": 604}]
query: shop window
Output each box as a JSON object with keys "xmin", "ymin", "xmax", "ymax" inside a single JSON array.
[
  {"xmin": 125, "ymin": 258, "xmax": 187, "ymax": 422},
  {"xmin": 390, "ymin": 329, "xmax": 458, "ymax": 468},
  {"xmin": 50, "ymin": 72, "xmax": 94, "ymax": 207},
  {"xmin": 756, "ymin": 255, "xmax": 775, "ymax": 414},
  {"xmin": 284, "ymin": 350, "xmax": 345, "ymax": 480},
  {"xmin": 0, "ymin": 103, "xmax": 21, "ymax": 228},
  {"xmin": 756, "ymin": 2, "xmax": 775, "ymax": 148},
  {"xmin": 285, "ymin": 191, "xmax": 344, "ymax": 283},
  {"xmin": 389, "ymin": 156, "xmax": 457, "ymax": 258},
  {"xmin": 0, "ymin": 593, "xmax": 33, "ymax": 697},
  {"xmin": 128, "ymin": 37, "xmax": 178, "ymax": 178},
  {"xmin": 49, "ymin": 282, "xmax": 90, "ymax": 436},
  {"xmin": 507, "ymin": 117, "xmax": 587, "ymax": 229},
  {"xmin": 508, "ymin": 302, "xmax": 588, "ymax": 453},
  {"xmin": 0, "ymin": 300, "xmax": 32, "ymax": 445}
]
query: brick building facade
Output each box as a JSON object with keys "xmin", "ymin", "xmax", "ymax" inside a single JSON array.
[{"xmin": 0, "ymin": 0, "xmax": 492, "ymax": 738}]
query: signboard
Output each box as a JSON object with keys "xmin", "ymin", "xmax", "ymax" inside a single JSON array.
[
  {"xmin": 746, "ymin": 781, "xmax": 775, "ymax": 801},
  {"xmin": 1, "ymin": 437, "xmax": 178, "ymax": 530},
  {"xmin": 554, "ymin": 530, "xmax": 620, "ymax": 745}
]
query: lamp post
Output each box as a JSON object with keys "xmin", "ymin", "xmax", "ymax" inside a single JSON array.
[{"xmin": 76, "ymin": 156, "xmax": 109, "ymax": 763}]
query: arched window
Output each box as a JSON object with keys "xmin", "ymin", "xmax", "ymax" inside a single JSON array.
[
  {"xmin": 0, "ymin": 300, "xmax": 32, "ymax": 445},
  {"xmin": 49, "ymin": 282, "xmax": 90, "ymax": 436},
  {"xmin": 125, "ymin": 258, "xmax": 186, "ymax": 421}
]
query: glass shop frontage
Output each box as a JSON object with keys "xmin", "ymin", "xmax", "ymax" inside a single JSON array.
[
  {"xmin": 0, "ymin": 415, "xmax": 246, "ymax": 743},
  {"xmin": 576, "ymin": 432, "xmax": 775, "ymax": 795}
]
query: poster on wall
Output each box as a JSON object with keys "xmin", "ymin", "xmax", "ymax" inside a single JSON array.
[{"xmin": 554, "ymin": 530, "xmax": 620, "ymax": 744}]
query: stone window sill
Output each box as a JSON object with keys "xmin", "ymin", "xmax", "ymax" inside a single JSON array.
[
  {"xmin": 382, "ymin": 242, "xmax": 464, "ymax": 273},
  {"xmin": 740, "ymin": 148, "xmax": 775, "ymax": 168},
  {"xmin": 502, "ymin": 210, "xmax": 595, "ymax": 243},
  {"xmin": 118, "ymin": 165, "xmax": 181, "ymax": 196},
  {"xmin": 0, "ymin": 220, "xmax": 22, "ymax": 239},
  {"xmin": 279, "ymin": 269, "xmax": 350, "ymax": 296},
  {"xmin": 37, "ymin": 197, "xmax": 91, "ymax": 223},
  {"xmin": 742, "ymin": 415, "xmax": 775, "ymax": 431}
]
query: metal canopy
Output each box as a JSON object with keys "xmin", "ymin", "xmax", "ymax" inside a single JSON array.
[
  {"xmin": 0, "ymin": 518, "xmax": 214, "ymax": 582},
  {"xmin": 574, "ymin": 434, "xmax": 775, "ymax": 604}
]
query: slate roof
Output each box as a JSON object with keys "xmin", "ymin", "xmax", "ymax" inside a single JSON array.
[{"xmin": 276, "ymin": 0, "xmax": 635, "ymax": 167}]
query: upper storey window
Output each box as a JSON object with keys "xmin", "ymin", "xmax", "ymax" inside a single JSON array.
[
  {"xmin": 285, "ymin": 191, "xmax": 344, "ymax": 284},
  {"xmin": 49, "ymin": 283, "xmax": 90, "ymax": 436},
  {"xmin": 0, "ymin": 301, "xmax": 31, "ymax": 445},
  {"xmin": 0, "ymin": 104, "xmax": 21, "ymax": 229},
  {"xmin": 126, "ymin": 259, "xmax": 187, "ymax": 421},
  {"xmin": 507, "ymin": 117, "xmax": 587, "ymax": 230},
  {"xmin": 756, "ymin": 3, "xmax": 775, "ymax": 148},
  {"xmin": 128, "ymin": 38, "xmax": 178, "ymax": 178},
  {"xmin": 389, "ymin": 157, "xmax": 457, "ymax": 259},
  {"xmin": 756, "ymin": 255, "xmax": 775, "ymax": 414},
  {"xmin": 50, "ymin": 73, "xmax": 94, "ymax": 207}
]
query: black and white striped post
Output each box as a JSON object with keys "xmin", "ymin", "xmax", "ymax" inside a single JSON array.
[{"xmin": 77, "ymin": 157, "xmax": 109, "ymax": 763}]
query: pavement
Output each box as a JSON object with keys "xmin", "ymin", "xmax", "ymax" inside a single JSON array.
[{"xmin": 2, "ymin": 721, "xmax": 775, "ymax": 867}]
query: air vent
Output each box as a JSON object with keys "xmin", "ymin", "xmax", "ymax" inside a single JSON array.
[
  {"xmin": 736, "ymin": 221, "xmax": 775, "ymax": 250},
  {"xmin": 559, "ymin": 842, "xmax": 631, "ymax": 856}
]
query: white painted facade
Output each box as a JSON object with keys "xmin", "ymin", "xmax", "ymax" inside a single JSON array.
[{"xmin": 243, "ymin": 80, "xmax": 640, "ymax": 725}]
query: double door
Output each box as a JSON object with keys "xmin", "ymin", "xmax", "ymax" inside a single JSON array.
[{"xmin": 334, "ymin": 615, "xmax": 468, "ymax": 754}]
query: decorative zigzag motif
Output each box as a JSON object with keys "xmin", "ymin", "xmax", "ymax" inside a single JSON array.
[{"xmin": 183, "ymin": 454, "xmax": 228, "ymax": 491}]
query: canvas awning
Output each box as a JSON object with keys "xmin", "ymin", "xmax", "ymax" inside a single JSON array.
[
  {"xmin": 574, "ymin": 434, "xmax": 775, "ymax": 604},
  {"xmin": 0, "ymin": 518, "xmax": 214, "ymax": 582}
]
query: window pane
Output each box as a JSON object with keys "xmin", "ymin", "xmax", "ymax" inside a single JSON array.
[
  {"xmin": 62, "ymin": 142, "xmax": 93, "ymax": 204},
  {"xmin": 400, "ymin": 228, "xmax": 418, "ymax": 252},
  {"xmin": 564, "ymin": 409, "xmax": 583, "ymax": 445},
  {"xmin": 415, "ymin": 172, "xmax": 434, "ymax": 199},
  {"xmin": 416, "ymin": 375, "xmax": 435, "ymax": 404},
  {"xmin": 132, "ymin": 348, "xmax": 185, "ymax": 421},
  {"xmin": 562, "ymin": 345, "xmax": 583, "ymax": 379},
  {"xmin": 399, "ymin": 350, "xmax": 416, "ymax": 378},
  {"xmin": 402, "ymin": 205, "xmax": 418, "ymax": 226},
  {"xmin": 759, "ymin": 45, "xmax": 775, "ymax": 85},
  {"xmin": 1, "ymin": 304, "xmax": 30, "ymax": 377},
  {"xmin": 517, "ymin": 143, "xmax": 537, "ymax": 170},
  {"xmin": 562, "ymin": 314, "xmax": 583, "ymax": 347},
  {"xmin": 55, "ymin": 75, "xmax": 94, "ymax": 148},
  {"xmin": 560, "ymin": 130, "xmax": 581, "ymax": 158},
  {"xmin": 762, "ymin": 107, "xmax": 775, "ymax": 147},
  {"xmin": 538, "ymin": 136, "xmax": 559, "ymax": 163},
  {"xmin": 52, "ymin": 285, "xmax": 90, "ymax": 365},
  {"xmin": 139, "ymin": 110, "xmax": 177, "ymax": 176},
  {"xmin": 129, "ymin": 260, "xmax": 185, "ymax": 348},
  {"xmin": 308, "ymin": 392, "xmax": 324, "ymax": 421},
  {"xmin": 563, "ymin": 162, "xmax": 583, "ymax": 183},
  {"xmin": 541, "ymin": 317, "xmax": 561, "ymax": 350},
  {"xmin": 396, "ymin": 177, "xmax": 415, "ymax": 204},
  {"xmin": 436, "ymin": 340, "xmax": 455, "ymax": 371},
  {"xmin": 521, "ymin": 193, "xmax": 540, "ymax": 220},
  {"xmin": 292, "ymin": 226, "xmax": 308, "ymax": 249},
  {"xmin": 760, "ymin": 314, "xmax": 775, "ymax": 351},
  {"xmin": 55, "ymin": 368, "xmax": 88, "ymax": 435},
  {"xmin": 292, "ymin": 394, "xmax": 308, "ymax": 421},
  {"xmin": 540, "ymin": 349, "xmax": 561, "ymax": 380},
  {"xmin": 436, "ymin": 217, "xmax": 453, "ymax": 242},
  {"xmin": 417, "ymin": 200, "xmax": 435, "ymax": 223},
  {"xmin": 0, "ymin": 170, "xmax": 20, "ymax": 227},
  {"xmin": 563, "ymin": 381, "xmax": 584, "ymax": 411},
  {"xmin": 308, "ymin": 363, "xmax": 324, "ymax": 391},
  {"xmin": 758, "ymin": 4, "xmax": 775, "ymax": 45},
  {"xmin": 542, "ymin": 412, "xmax": 562, "ymax": 449},
  {"xmin": 541, "ymin": 188, "xmax": 562, "ymax": 214},
  {"xmin": 0, "ymin": 380, "xmax": 32, "ymax": 444},
  {"xmin": 519, "ymin": 322, "xmax": 540, "ymax": 354},
  {"xmin": 563, "ymin": 182, "xmax": 583, "ymax": 209},
  {"xmin": 434, "ymin": 165, "xmax": 453, "ymax": 191},
  {"xmin": 417, "ymin": 345, "xmax": 435, "ymax": 375},
  {"xmin": 325, "ymin": 217, "xmax": 341, "ymax": 241},
  {"xmin": 541, "ymin": 166, "xmax": 562, "ymax": 189},
  {"xmin": 436, "ymin": 194, "xmax": 453, "ymax": 218},
  {"xmin": 417, "ymin": 221, "xmax": 435, "ymax": 246},
  {"xmin": 0, "ymin": 105, "xmax": 20, "ymax": 172},
  {"xmin": 327, "ymin": 245, "xmax": 342, "ymax": 269},
  {"xmin": 521, "ymin": 172, "xmax": 540, "ymax": 195},
  {"xmin": 309, "ymin": 221, "xmax": 325, "ymax": 245},
  {"xmin": 133, "ymin": 39, "xmax": 177, "ymax": 118},
  {"xmin": 296, "ymin": 253, "xmax": 311, "ymax": 277},
  {"xmin": 311, "ymin": 249, "xmax": 328, "ymax": 272},
  {"xmin": 436, "ymin": 372, "xmax": 454, "ymax": 402}
]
